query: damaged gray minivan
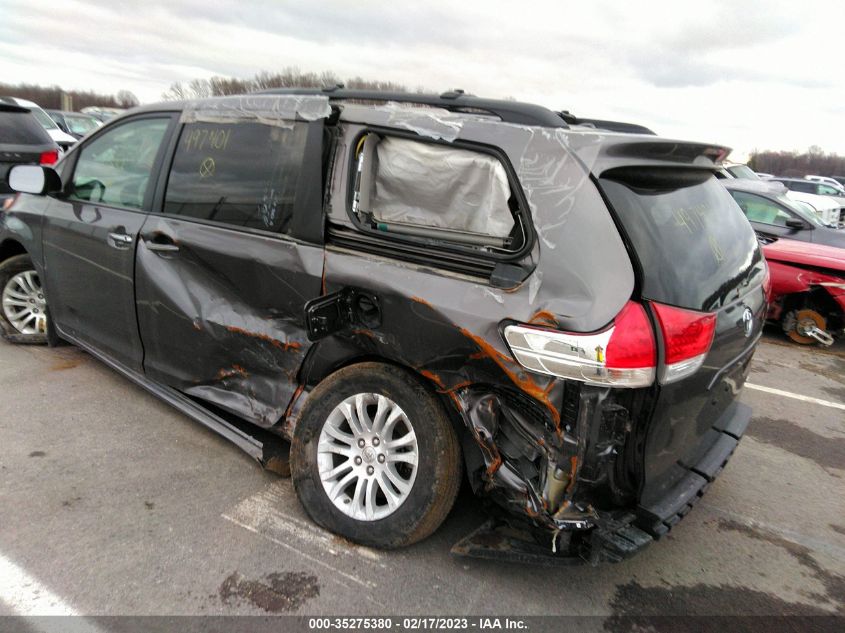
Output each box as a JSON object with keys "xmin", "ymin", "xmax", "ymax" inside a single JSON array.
[{"xmin": 0, "ymin": 89, "xmax": 766, "ymax": 563}]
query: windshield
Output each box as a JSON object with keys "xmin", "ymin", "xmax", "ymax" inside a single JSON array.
[
  {"xmin": 29, "ymin": 106, "xmax": 59, "ymax": 131},
  {"xmin": 726, "ymin": 165, "xmax": 760, "ymax": 180},
  {"xmin": 777, "ymin": 195, "xmax": 825, "ymax": 227},
  {"xmin": 600, "ymin": 169, "xmax": 764, "ymax": 311},
  {"xmin": 66, "ymin": 115, "xmax": 100, "ymax": 135}
]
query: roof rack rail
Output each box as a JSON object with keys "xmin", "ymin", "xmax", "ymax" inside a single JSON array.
[
  {"xmin": 256, "ymin": 87, "xmax": 568, "ymax": 128},
  {"xmin": 559, "ymin": 110, "xmax": 656, "ymax": 135}
]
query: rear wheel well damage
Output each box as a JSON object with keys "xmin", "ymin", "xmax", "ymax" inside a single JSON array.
[
  {"xmin": 281, "ymin": 352, "xmax": 471, "ymax": 467},
  {"xmin": 285, "ymin": 342, "xmax": 660, "ymax": 558}
]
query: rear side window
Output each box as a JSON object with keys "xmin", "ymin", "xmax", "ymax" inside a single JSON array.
[
  {"xmin": 0, "ymin": 111, "xmax": 53, "ymax": 145},
  {"xmin": 163, "ymin": 122, "xmax": 308, "ymax": 235},
  {"xmin": 349, "ymin": 132, "xmax": 525, "ymax": 252},
  {"xmin": 599, "ymin": 169, "xmax": 762, "ymax": 311},
  {"xmin": 786, "ymin": 180, "xmax": 815, "ymax": 193}
]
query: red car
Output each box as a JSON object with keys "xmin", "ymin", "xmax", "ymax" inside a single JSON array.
[{"xmin": 762, "ymin": 237, "xmax": 845, "ymax": 345}]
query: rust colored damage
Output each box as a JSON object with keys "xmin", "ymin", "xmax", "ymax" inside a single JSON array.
[
  {"xmin": 217, "ymin": 364, "xmax": 249, "ymax": 380},
  {"xmin": 528, "ymin": 310, "xmax": 559, "ymax": 328},
  {"xmin": 458, "ymin": 327, "xmax": 561, "ymax": 427},
  {"xmin": 226, "ymin": 325, "xmax": 301, "ymax": 351},
  {"xmin": 410, "ymin": 296, "xmax": 433, "ymax": 308},
  {"xmin": 419, "ymin": 369, "xmax": 445, "ymax": 389},
  {"xmin": 285, "ymin": 384, "xmax": 305, "ymax": 419}
]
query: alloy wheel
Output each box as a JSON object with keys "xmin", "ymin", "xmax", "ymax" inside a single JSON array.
[
  {"xmin": 1, "ymin": 270, "xmax": 47, "ymax": 335},
  {"xmin": 317, "ymin": 393, "xmax": 419, "ymax": 521}
]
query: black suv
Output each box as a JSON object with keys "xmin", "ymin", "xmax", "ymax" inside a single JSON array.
[
  {"xmin": 0, "ymin": 90, "xmax": 766, "ymax": 563},
  {"xmin": 1, "ymin": 103, "xmax": 60, "ymax": 211}
]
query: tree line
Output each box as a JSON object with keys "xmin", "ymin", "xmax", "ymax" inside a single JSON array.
[
  {"xmin": 748, "ymin": 146, "xmax": 845, "ymax": 178},
  {"xmin": 0, "ymin": 82, "xmax": 139, "ymax": 110},
  {"xmin": 162, "ymin": 68, "xmax": 420, "ymax": 100}
]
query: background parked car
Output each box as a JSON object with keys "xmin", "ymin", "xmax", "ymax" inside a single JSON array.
[
  {"xmin": 783, "ymin": 189, "xmax": 845, "ymax": 227},
  {"xmin": 0, "ymin": 103, "xmax": 60, "ymax": 210},
  {"xmin": 0, "ymin": 97, "xmax": 77, "ymax": 151},
  {"xmin": 772, "ymin": 176, "xmax": 845, "ymax": 198},
  {"xmin": 805, "ymin": 175, "xmax": 845, "ymax": 191},
  {"xmin": 80, "ymin": 106, "xmax": 125, "ymax": 122},
  {"xmin": 723, "ymin": 179, "xmax": 845, "ymax": 248},
  {"xmin": 45, "ymin": 110, "xmax": 102, "ymax": 139},
  {"xmin": 761, "ymin": 236, "xmax": 845, "ymax": 345}
]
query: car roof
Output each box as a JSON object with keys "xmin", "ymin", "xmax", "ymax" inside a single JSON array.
[
  {"xmin": 0, "ymin": 96, "xmax": 38, "ymax": 108},
  {"xmin": 132, "ymin": 92, "xmax": 731, "ymax": 173}
]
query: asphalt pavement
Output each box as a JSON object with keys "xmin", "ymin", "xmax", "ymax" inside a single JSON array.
[{"xmin": 0, "ymin": 328, "xmax": 843, "ymax": 621}]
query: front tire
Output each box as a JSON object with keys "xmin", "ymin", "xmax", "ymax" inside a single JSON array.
[
  {"xmin": 291, "ymin": 363, "xmax": 461, "ymax": 548},
  {"xmin": 0, "ymin": 255, "xmax": 48, "ymax": 344}
]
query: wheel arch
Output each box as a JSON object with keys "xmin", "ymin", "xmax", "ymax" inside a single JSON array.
[
  {"xmin": 0, "ymin": 239, "xmax": 28, "ymax": 264},
  {"xmin": 292, "ymin": 342, "xmax": 473, "ymax": 456}
]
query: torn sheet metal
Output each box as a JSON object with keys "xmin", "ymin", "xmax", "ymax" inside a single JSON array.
[
  {"xmin": 372, "ymin": 137, "xmax": 514, "ymax": 238},
  {"xmin": 180, "ymin": 95, "xmax": 331, "ymax": 126}
]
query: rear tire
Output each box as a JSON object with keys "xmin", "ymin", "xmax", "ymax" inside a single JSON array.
[
  {"xmin": 0, "ymin": 255, "xmax": 48, "ymax": 345},
  {"xmin": 291, "ymin": 363, "xmax": 462, "ymax": 548}
]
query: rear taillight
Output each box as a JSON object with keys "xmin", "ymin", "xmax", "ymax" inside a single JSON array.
[
  {"xmin": 762, "ymin": 266, "xmax": 773, "ymax": 304},
  {"xmin": 503, "ymin": 301, "xmax": 656, "ymax": 388},
  {"xmin": 39, "ymin": 150, "xmax": 59, "ymax": 166},
  {"xmin": 652, "ymin": 302, "xmax": 716, "ymax": 385}
]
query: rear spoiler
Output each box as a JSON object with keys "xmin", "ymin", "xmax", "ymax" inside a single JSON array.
[
  {"xmin": 559, "ymin": 111, "xmax": 656, "ymax": 135},
  {"xmin": 571, "ymin": 135, "xmax": 732, "ymax": 177}
]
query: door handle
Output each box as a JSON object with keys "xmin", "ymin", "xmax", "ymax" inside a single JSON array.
[
  {"xmin": 143, "ymin": 233, "xmax": 180, "ymax": 254},
  {"xmin": 107, "ymin": 232, "xmax": 134, "ymax": 248}
]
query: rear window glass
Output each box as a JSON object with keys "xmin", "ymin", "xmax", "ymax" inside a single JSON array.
[
  {"xmin": 0, "ymin": 111, "xmax": 53, "ymax": 145},
  {"xmin": 599, "ymin": 170, "xmax": 763, "ymax": 311},
  {"xmin": 163, "ymin": 121, "xmax": 308, "ymax": 235}
]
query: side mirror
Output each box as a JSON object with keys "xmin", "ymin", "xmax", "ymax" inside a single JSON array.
[
  {"xmin": 7, "ymin": 165, "xmax": 62, "ymax": 196},
  {"xmin": 785, "ymin": 217, "xmax": 807, "ymax": 230}
]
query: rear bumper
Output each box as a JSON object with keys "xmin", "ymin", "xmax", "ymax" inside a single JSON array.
[
  {"xmin": 634, "ymin": 400, "xmax": 751, "ymax": 538},
  {"xmin": 586, "ymin": 400, "xmax": 750, "ymax": 563}
]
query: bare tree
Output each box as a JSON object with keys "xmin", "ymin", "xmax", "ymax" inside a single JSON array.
[
  {"xmin": 116, "ymin": 90, "xmax": 139, "ymax": 108},
  {"xmin": 749, "ymin": 148, "xmax": 845, "ymax": 178},
  {"xmin": 162, "ymin": 81, "xmax": 189, "ymax": 101}
]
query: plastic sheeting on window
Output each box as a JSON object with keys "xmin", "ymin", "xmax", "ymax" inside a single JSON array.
[{"xmin": 370, "ymin": 137, "xmax": 515, "ymax": 239}]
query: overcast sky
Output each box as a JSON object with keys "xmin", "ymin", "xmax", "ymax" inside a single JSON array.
[{"xmin": 2, "ymin": 0, "xmax": 843, "ymax": 160}]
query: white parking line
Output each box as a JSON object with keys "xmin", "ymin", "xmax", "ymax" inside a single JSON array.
[
  {"xmin": 222, "ymin": 481, "xmax": 389, "ymax": 606},
  {"xmin": 746, "ymin": 383, "xmax": 845, "ymax": 412}
]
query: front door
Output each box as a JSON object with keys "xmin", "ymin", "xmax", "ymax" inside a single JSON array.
[
  {"xmin": 134, "ymin": 117, "xmax": 324, "ymax": 427},
  {"xmin": 42, "ymin": 114, "xmax": 176, "ymax": 371}
]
